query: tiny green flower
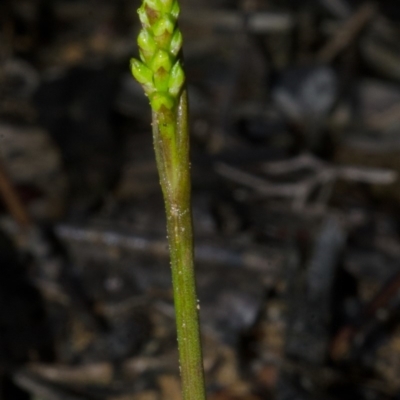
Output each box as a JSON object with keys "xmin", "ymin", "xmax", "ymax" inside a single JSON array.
[
  {"xmin": 153, "ymin": 16, "xmax": 175, "ymax": 48},
  {"xmin": 150, "ymin": 92, "xmax": 175, "ymax": 111},
  {"xmin": 153, "ymin": 16, "xmax": 175, "ymax": 37},
  {"xmin": 170, "ymin": 29, "xmax": 183, "ymax": 56},
  {"xmin": 170, "ymin": 1, "xmax": 180, "ymax": 19},
  {"xmin": 151, "ymin": 50, "xmax": 173, "ymax": 74},
  {"xmin": 130, "ymin": 59, "xmax": 155, "ymax": 94},
  {"xmin": 169, "ymin": 62, "xmax": 185, "ymax": 97},
  {"xmin": 143, "ymin": 0, "xmax": 176, "ymax": 16},
  {"xmin": 145, "ymin": 0, "xmax": 161, "ymax": 10},
  {"xmin": 138, "ymin": 30, "xmax": 157, "ymax": 63},
  {"xmin": 158, "ymin": 0, "xmax": 174, "ymax": 14},
  {"xmin": 137, "ymin": 6, "xmax": 151, "ymax": 28}
]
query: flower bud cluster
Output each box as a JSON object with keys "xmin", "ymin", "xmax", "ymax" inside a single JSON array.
[{"xmin": 130, "ymin": 0, "xmax": 185, "ymax": 111}]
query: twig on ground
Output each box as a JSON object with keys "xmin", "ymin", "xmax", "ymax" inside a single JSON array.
[
  {"xmin": 55, "ymin": 224, "xmax": 280, "ymax": 273},
  {"xmin": 215, "ymin": 154, "xmax": 397, "ymax": 211},
  {"xmin": 0, "ymin": 160, "xmax": 31, "ymax": 228},
  {"xmin": 317, "ymin": 3, "xmax": 376, "ymax": 63},
  {"xmin": 13, "ymin": 371, "xmax": 85, "ymax": 400}
]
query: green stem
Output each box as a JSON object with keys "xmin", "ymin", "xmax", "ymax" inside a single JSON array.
[
  {"xmin": 152, "ymin": 90, "xmax": 206, "ymax": 400},
  {"xmin": 130, "ymin": 0, "xmax": 206, "ymax": 395}
]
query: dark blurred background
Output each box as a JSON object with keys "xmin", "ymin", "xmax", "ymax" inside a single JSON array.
[{"xmin": 1, "ymin": 0, "xmax": 400, "ymax": 399}]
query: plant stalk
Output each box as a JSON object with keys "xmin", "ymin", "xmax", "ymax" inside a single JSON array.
[
  {"xmin": 152, "ymin": 89, "xmax": 206, "ymax": 400},
  {"xmin": 130, "ymin": 0, "xmax": 206, "ymax": 396}
]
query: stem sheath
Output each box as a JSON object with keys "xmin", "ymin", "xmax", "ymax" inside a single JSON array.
[{"xmin": 152, "ymin": 90, "xmax": 206, "ymax": 400}]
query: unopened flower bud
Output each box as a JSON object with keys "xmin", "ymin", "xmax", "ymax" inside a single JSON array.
[
  {"xmin": 152, "ymin": 15, "xmax": 175, "ymax": 37},
  {"xmin": 169, "ymin": 62, "xmax": 185, "ymax": 96},
  {"xmin": 170, "ymin": 29, "xmax": 183, "ymax": 56},
  {"xmin": 131, "ymin": 59, "xmax": 152, "ymax": 85},
  {"xmin": 170, "ymin": 1, "xmax": 180, "ymax": 19},
  {"xmin": 138, "ymin": 30, "xmax": 157, "ymax": 63},
  {"xmin": 150, "ymin": 92, "xmax": 175, "ymax": 111},
  {"xmin": 151, "ymin": 50, "xmax": 173, "ymax": 74},
  {"xmin": 159, "ymin": 0, "xmax": 174, "ymax": 14}
]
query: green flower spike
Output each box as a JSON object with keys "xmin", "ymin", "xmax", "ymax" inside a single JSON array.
[{"xmin": 131, "ymin": 0, "xmax": 185, "ymax": 111}]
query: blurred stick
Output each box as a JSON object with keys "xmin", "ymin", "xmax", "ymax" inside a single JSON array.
[
  {"xmin": 55, "ymin": 224, "xmax": 279, "ymax": 273},
  {"xmin": 317, "ymin": 3, "xmax": 376, "ymax": 63},
  {"xmin": 216, "ymin": 157, "xmax": 397, "ymax": 211},
  {"xmin": 181, "ymin": 9, "xmax": 294, "ymax": 33},
  {"xmin": 318, "ymin": 0, "xmax": 352, "ymax": 18},
  {"xmin": 262, "ymin": 154, "xmax": 397, "ymax": 184},
  {"xmin": 25, "ymin": 363, "xmax": 113, "ymax": 386},
  {"xmin": 0, "ymin": 160, "xmax": 31, "ymax": 228},
  {"xmin": 13, "ymin": 371, "xmax": 85, "ymax": 400}
]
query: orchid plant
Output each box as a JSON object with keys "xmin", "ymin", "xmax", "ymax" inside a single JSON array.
[{"xmin": 131, "ymin": 2, "xmax": 207, "ymax": 400}]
